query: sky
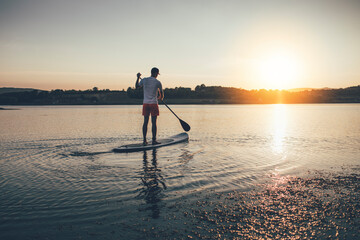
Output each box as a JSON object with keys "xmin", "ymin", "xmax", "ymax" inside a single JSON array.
[{"xmin": 0, "ymin": 0, "xmax": 360, "ymax": 90}]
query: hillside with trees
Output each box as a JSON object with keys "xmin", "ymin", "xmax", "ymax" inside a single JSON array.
[{"xmin": 0, "ymin": 85, "xmax": 359, "ymax": 105}]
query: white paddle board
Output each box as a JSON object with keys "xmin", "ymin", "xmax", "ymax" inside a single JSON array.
[{"xmin": 113, "ymin": 133, "xmax": 189, "ymax": 153}]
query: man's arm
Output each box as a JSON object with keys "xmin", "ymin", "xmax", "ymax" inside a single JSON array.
[
  {"xmin": 157, "ymin": 82, "xmax": 164, "ymax": 100},
  {"xmin": 135, "ymin": 73, "xmax": 142, "ymax": 89}
]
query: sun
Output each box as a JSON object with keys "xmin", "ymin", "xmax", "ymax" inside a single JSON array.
[{"xmin": 257, "ymin": 50, "xmax": 301, "ymax": 90}]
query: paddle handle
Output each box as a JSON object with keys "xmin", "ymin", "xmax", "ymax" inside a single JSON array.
[{"xmin": 161, "ymin": 99, "xmax": 181, "ymax": 120}]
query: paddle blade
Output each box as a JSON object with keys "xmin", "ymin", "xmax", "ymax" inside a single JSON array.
[{"xmin": 180, "ymin": 119, "xmax": 191, "ymax": 132}]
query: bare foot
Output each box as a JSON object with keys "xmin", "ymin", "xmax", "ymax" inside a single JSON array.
[
  {"xmin": 152, "ymin": 140, "xmax": 161, "ymax": 145},
  {"xmin": 143, "ymin": 141, "xmax": 148, "ymax": 146}
]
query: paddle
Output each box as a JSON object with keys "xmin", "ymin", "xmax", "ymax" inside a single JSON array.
[{"xmin": 161, "ymin": 99, "xmax": 191, "ymax": 132}]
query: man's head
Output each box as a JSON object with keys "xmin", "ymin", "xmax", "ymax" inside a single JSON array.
[{"xmin": 151, "ymin": 67, "xmax": 160, "ymax": 78}]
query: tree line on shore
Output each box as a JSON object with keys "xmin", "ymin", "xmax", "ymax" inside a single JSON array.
[{"xmin": 0, "ymin": 85, "xmax": 359, "ymax": 105}]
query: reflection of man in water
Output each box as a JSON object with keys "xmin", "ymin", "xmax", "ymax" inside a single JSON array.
[
  {"xmin": 139, "ymin": 149, "xmax": 166, "ymax": 219},
  {"xmin": 135, "ymin": 67, "xmax": 164, "ymax": 145}
]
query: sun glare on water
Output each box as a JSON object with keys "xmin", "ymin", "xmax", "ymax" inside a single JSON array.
[{"xmin": 257, "ymin": 50, "xmax": 301, "ymax": 90}]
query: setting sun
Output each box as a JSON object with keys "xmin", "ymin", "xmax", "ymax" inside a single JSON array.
[{"xmin": 257, "ymin": 50, "xmax": 301, "ymax": 90}]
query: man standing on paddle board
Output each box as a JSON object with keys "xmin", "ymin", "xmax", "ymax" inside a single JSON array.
[{"xmin": 136, "ymin": 67, "xmax": 164, "ymax": 145}]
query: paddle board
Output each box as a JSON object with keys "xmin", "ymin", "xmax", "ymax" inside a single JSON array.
[{"xmin": 113, "ymin": 133, "xmax": 189, "ymax": 153}]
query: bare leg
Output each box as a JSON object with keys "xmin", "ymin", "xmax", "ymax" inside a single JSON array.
[
  {"xmin": 143, "ymin": 116, "xmax": 149, "ymax": 144},
  {"xmin": 151, "ymin": 116, "xmax": 160, "ymax": 144}
]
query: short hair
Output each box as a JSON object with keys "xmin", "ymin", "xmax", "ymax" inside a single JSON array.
[{"xmin": 151, "ymin": 67, "xmax": 159, "ymax": 75}]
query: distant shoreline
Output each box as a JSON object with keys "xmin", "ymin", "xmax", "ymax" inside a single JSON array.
[
  {"xmin": 1, "ymin": 103, "xmax": 360, "ymax": 107},
  {"xmin": 1, "ymin": 85, "xmax": 359, "ymax": 105}
]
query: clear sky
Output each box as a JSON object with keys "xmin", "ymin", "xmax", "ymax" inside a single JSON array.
[{"xmin": 1, "ymin": 0, "xmax": 360, "ymax": 90}]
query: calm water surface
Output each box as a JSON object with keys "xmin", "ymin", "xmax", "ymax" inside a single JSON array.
[{"xmin": 0, "ymin": 104, "xmax": 359, "ymax": 239}]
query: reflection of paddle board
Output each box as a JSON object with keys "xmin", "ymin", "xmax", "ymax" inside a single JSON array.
[{"xmin": 113, "ymin": 133, "xmax": 189, "ymax": 153}]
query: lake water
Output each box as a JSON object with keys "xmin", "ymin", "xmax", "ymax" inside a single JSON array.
[{"xmin": 1, "ymin": 104, "xmax": 359, "ymax": 239}]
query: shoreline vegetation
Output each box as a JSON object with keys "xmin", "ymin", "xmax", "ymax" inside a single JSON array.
[{"xmin": 0, "ymin": 85, "xmax": 359, "ymax": 105}]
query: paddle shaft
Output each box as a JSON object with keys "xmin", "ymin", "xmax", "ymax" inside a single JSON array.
[
  {"xmin": 137, "ymin": 76, "xmax": 190, "ymax": 131},
  {"xmin": 138, "ymin": 77, "xmax": 179, "ymax": 119},
  {"xmin": 161, "ymin": 99, "xmax": 181, "ymax": 120}
]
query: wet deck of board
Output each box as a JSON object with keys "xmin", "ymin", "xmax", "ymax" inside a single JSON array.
[{"xmin": 123, "ymin": 139, "xmax": 174, "ymax": 148}]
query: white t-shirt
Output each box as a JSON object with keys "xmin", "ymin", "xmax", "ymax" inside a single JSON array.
[{"xmin": 139, "ymin": 77, "xmax": 163, "ymax": 104}]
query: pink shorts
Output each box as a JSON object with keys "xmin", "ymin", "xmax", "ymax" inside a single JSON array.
[{"xmin": 142, "ymin": 104, "xmax": 159, "ymax": 117}]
